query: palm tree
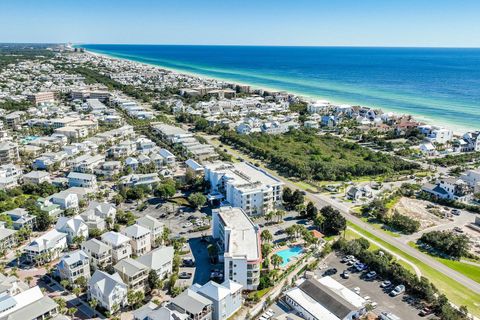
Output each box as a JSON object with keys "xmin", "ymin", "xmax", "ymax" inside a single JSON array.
[
  {"xmin": 260, "ymin": 230, "xmax": 273, "ymax": 243},
  {"xmin": 60, "ymin": 279, "xmax": 70, "ymax": 290},
  {"xmin": 25, "ymin": 276, "xmax": 33, "ymax": 287},
  {"xmin": 265, "ymin": 211, "xmax": 274, "ymax": 225},
  {"xmin": 271, "ymin": 254, "xmax": 284, "ymax": 269},
  {"xmin": 67, "ymin": 307, "xmax": 77, "ymax": 318},
  {"xmin": 275, "ymin": 210, "xmax": 285, "ymax": 223},
  {"xmin": 15, "ymin": 250, "xmax": 22, "ymax": 267},
  {"xmin": 89, "ymin": 298, "xmax": 98, "ymax": 311},
  {"xmin": 296, "ymin": 203, "xmax": 307, "ymax": 216},
  {"xmin": 73, "ymin": 287, "xmax": 82, "ymax": 297}
]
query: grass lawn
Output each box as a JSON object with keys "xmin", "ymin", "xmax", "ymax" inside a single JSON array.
[
  {"xmin": 348, "ymin": 222, "xmax": 480, "ymax": 316},
  {"xmin": 359, "ymin": 217, "xmax": 401, "ymax": 238},
  {"xmin": 167, "ymin": 197, "xmax": 190, "ymax": 206},
  {"xmin": 408, "ymin": 241, "xmax": 480, "ymax": 285}
]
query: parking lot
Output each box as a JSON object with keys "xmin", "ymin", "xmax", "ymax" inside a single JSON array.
[{"xmin": 320, "ymin": 253, "xmax": 427, "ymax": 320}]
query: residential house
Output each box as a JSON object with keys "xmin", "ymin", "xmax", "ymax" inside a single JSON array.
[
  {"xmin": 123, "ymin": 224, "xmax": 151, "ymax": 256},
  {"xmin": 81, "ymin": 238, "xmax": 112, "ymax": 270},
  {"xmin": 137, "ymin": 246, "xmax": 175, "ymax": 279},
  {"xmin": 101, "ymin": 231, "xmax": 132, "ymax": 263},
  {"xmin": 57, "ymin": 250, "xmax": 91, "ymax": 284},
  {"xmin": 88, "ymin": 270, "xmax": 128, "ymax": 313},
  {"xmin": 169, "ymin": 288, "xmax": 213, "ymax": 320},
  {"xmin": 24, "ymin": 229, "xmax": 67, "ymax": 263},
  {"xmin": 5, "ymin": 208, "xmax": 36, "ymax": 230},
  {"xmin": 114, "ymin": 258, "xmax": 149, "ymax": 291},
  {"xmin": 119, "ymin": 173, "xmax": 160, "ymax": 188},
  {"xmin": 136, "ymin": 215, "xmax": 164, "ymax": 247},
  {"xmin": 191, "ymin": 280, "xmax": 243, "ymax": 320},
  {"xmin": 55, "ymin": 215, "xmax": 89, "ymax": 244},
  {"xmin": 422, "ymin": 178, "xmax": 474, "ymax": 202},
  {"xmin": 0, "ymin": 142, "xmax": 19, "ymax": 163},
  {"xmin": 67, "ymin": 172, "xmax": 97, "ymax": 190},
  {"xmin": 23, "ymin": 170, "xmax": 51, "ymax": 184},
  {"xmin": 0, "ymin": 164, "xmax": 22, "ymax": 189},
  {"xmin": 0, "ymin": 222, "xmax": 17, "ymax": 252},
  {"xmin": 0, "ymin": 286, "xmax": 59, "ymax": 320},
  {"xmin": 49, "ymin": 190, "xmax": 79, "ymax": 210},
  {"xmin": 346, "ymin": 185, "xmax": 373, "ymax": 201},
  {"xmin": 133, "ymin": 302, "xmax": 187, "ymax": 320}
]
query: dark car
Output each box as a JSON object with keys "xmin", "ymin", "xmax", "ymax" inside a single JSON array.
[
  {"xmin": 323, "ymin": 268, "xmax": 337, "ymax": 276},
  {"xmin": 179, "ymin": 272, "xmax": 192, "ymax": 279}
]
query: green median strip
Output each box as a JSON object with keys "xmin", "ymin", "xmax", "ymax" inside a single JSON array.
[{"xmin": 347, "ymin": 222, "xmax": 480, "ymax": 316}]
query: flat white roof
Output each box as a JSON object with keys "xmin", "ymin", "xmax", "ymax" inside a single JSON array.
[
  {"xmin": 215, "ymin": 206, "xmax": 259, "ymax": 261},
  {"xmin": 206, "ymin": 161, "xmax": 283, "ymax": 191}
]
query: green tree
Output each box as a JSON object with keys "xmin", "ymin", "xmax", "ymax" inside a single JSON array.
[
  {"xmin": 271, "ymin": 254, "xmax": 284, "ymax": 269},
  {"xmin": 188, "ymin": 192, "xmax": 206, "ymax": 209},
  {"xmin": 261, "ymin": 229, "xmax": 273, "ymax": 243}
]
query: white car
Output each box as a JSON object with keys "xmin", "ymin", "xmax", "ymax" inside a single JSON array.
[
  {"xmin": 353, "ymin": 287, "xmax": 361, "ymax": 294},
  {"xmin": 363, "ymin": 295, "xmax": 371, "ymax": 302}
]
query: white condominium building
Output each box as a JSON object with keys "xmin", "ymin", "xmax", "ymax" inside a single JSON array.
[
  {"xmin": 204, "ymin": 162, "xmax": 283, "ymax": 216},
  {"xmin": 212, "ymin": 206, "xmax": 261, "ymax": 290}
]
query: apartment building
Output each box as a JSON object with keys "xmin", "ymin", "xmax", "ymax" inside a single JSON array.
[
  {"xmin": 204, "ymin": 162, "xmax": 283, "ymax": 216},
  {"xmin": 212, "ymin": 206, "xmax": 261, "ymax": 290},
  {"xmin": 27, "ymin": 91, "xmax": 55, "ymax": 105}
]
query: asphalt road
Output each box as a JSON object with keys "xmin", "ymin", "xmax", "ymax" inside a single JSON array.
[{"xmin": 201, "ymin": 133, "xmax": 480, "ymax": 295}]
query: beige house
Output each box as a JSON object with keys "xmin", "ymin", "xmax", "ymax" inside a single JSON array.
[{"xmin": 123, "ymin": 224, "xmax": 151, "ymax": 256}]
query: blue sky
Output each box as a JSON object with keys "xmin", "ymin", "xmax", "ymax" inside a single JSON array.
[{"xmin": 1, "ymin": 0, "xmax": 479, "ymax": 47}]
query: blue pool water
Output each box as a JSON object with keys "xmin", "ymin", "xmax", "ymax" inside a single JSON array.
[
  {"xmin": 276, "ymin": 246, "xmax": 304, "ymax": 267},
  {"xmin": 79, "ymin": 44, "xmax": 480, "ymax": 132}
]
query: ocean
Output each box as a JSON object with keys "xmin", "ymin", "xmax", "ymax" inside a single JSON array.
[{"xmin": 80, "ymin": 44, "xmax": 480, "ymax": 132}]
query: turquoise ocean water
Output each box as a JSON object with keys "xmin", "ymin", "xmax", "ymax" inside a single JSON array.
[{"xmin": 80, "ymin": 44, "xmax": 480, "ymax": 132}]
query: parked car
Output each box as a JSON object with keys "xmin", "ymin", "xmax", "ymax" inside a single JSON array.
[
  {"xmin": 381, "ymin": 280, "xmax": 392, "ymax": 288},
  {"xmin": 179, "ymin": 272, "xmax": 192, "ymax": 279},
  {"xmin": 454, "ymin": 227, "xmax": 464, "ymax": 233},
  {"xmin": 390, "ymin": 285, "xmax": 405, "ymax": 296},
  {"xmin": 341, "ymin": 270, "xmax": 350, "ymax": 279},
  {"xmin": 451, "ymin": 209, "xmax": 461, "ymax": 216},
  {"xmin": 369, "ymin": 302, "xmax": 378, "ymax": 309},
  {"xmin": 353, "ymin": 287, "xmax": 361, "ymax": 295},
  {"xmin": 419, "ymin": 307, "xmax": 433, "ymax": 317},
  {"xmin": 365, "ymin": 271, "xmax": 377, "ymax": 280},
  {"xmin": 323, "ymin": 268, "xmax": 338, "ymax": 276},
  {"xmin": 182, "ymin": 258, "xmax": 195, "ymax": 267}
]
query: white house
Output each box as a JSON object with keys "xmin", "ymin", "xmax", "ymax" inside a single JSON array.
[
  {"xmin": 136, "ymin": 215, "xmax": 163, "ymax": 247},
  {"xmin": 123, "ymin": 224, "xmax": 152, "ymax": 256},
  {"xmin": 81, "ymin": 238, "xmax": 112, "ymax": 270},
  {"xmin": 191, "ymin": 280, "xmax": 243, "ymax": 320},
  {"xmin": 67, "ymin": 171, "xmax": 97, "ymax": 190},
  {"xmin": 212, "ymin": 206, "xmax": 261, "ymax": 290},
  {"xmin": 101, "ymin": 231, "xmax": 132, "ymax": 263},
  {"xmin": 49, "ymin": 190, "xmax": 79, "ymax": 210},
  {"xmin": 137, "ymin": 246, "xmax": 175, "ymax": 279},
  {"xmin": 55, "ymin": 215, "xmax": 89, "ymax": 244},
  {"xmin": 422, "ymin": 178, "xmax": 474, "ymax": 202},
  {"xmin": 23, "ymin": 170, "xmax": 51, "ymax": 184},
  {"xmin": 88, "ymin": 270, "xmax": 128, "ymax": 313},
  {"xmin": 461, "ymin": 169, "xmax": 480, "ymax": 193},
  {"xmin": 57, "ymin": 250, "xmax": 91, "ymax": 284},
  {"xmin": 24, "ymin": 229, "xmax": 68, "ymax": 263}
]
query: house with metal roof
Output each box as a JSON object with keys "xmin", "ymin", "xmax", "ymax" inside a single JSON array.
[{"xmin": 88, "ymin": 270, "xmax": 127, "ymax": 313}]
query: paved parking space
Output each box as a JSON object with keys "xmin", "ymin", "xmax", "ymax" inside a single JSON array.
[{"xmin": 322, "ymin": 253, "xmax": 424, "ymax": 320}]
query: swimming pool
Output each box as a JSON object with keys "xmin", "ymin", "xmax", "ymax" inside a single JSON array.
[{"xmin": 275, "ymin": 246, "xmax": 304, "ymax": 267}]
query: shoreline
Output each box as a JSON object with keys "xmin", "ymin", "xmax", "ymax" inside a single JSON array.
[{"xmin": 79, "ymin": 46, "xmax": 474, "ymax": 135}]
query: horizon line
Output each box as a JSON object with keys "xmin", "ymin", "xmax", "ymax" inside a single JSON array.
[{"xmin": 2, "ymin": 42, "xmax": 480, "ymax": 49}]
